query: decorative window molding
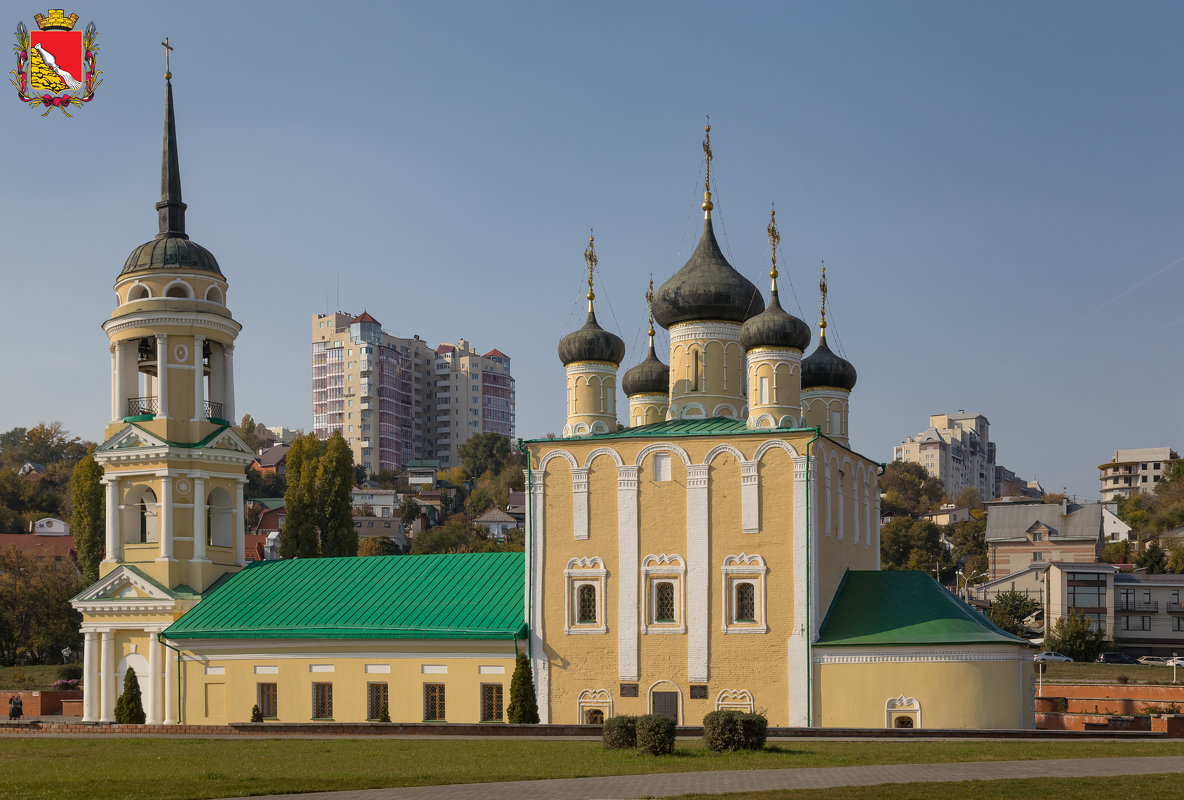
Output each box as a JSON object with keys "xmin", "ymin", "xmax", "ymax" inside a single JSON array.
[
  {"xmin": 642, "ymin": 553, "xmax": 686, "ymax": 634},
  {"xmin": 885, "ymin": 694, "xmax": 921, "ymax": 728},
  {"xmin": 565, "ymin": 557, "xmax": 607, "ymax": 634},
  {"xmin": 715, "ymin": 688, "xmax": 754, "ymax": 713},
  {"xmin": 576, "ymin": 688, "xmax": 613, "ymax": 723},
  {"xmin": 721, "ymin": 553, "xmax": 768, "ymax": 633}
]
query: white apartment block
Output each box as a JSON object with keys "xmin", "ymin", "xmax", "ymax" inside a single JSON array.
[
  {"xmin": 1098, "ymin": 447, "xmax": 1179, "ymax": 503},
  {"xmin": 311, "ymin": 312, "xmax": 515, "ymax": 474},
  {"xmin": 894, "ymin": 411, "xmax": 997, "ymax": 501}
]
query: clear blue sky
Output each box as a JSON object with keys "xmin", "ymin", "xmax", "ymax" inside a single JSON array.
[{"xmin": 6, "ymin": 1, "xmax": 1182, "ymax": 500}]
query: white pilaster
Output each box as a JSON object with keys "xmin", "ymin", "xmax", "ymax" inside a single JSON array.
[
  {"xmin": 158, "ymin": 476, "xmax": 174, "ymax": 561},
  {"xmin": 163, "ymin": 640, "xmax": 176, "ymax": 724},
  {"xmin": 100, "ymin": 630, "xmax": 115, "ymax": 722},
  {"xmin": 787, "ymin": 454, "xmax": 811, "ymax": 727},
  {"xmin": 740, "ymin": 460, "xmax": 759, "ymax": 533},
  {"xmin": 234, "ymin": 479, "xmax": 246, "ymax": 566},
  {"xmin": 155, "ymin": 333, "xmax": 169, "ymax": 420},
  {"xmin": 109, "ymin": 345, "xmax": 119, "ymax": 423},
  {"xmin": 119, "ymin": 340, "xmax": 137, "ymax": 419},
  {"xmin": 837, "ymin": 469, "xmax": 845, "ymax": 541},
  {"xmin": 572, "ymin": 468, "xmax": 589, "ymax": 540},
  {"xmin": 146, "ymin": 631, "xmax": 161, "ymax": 724},
  {"xmin": 82, "ymin": 630, "xmax": 98, "ymax": 721},
  {"xmin": 686, "ymin": 464, "xmax": 710, "ymax": 683},
  {"xmin": 193, "ymin": 335, "xmax": 206, "ymax": 421},
  {"xmin": 192, "ymin": 475, "xmax": 208, "ymax": 562},
  {"xmin": 103, "ymin": 478, "xmax": 120, "ymax": 563},
  {"xmin": 526, "ymin": 471, "xmax": 548, "ymax": 722},
  {"xmin": 223, "ymin": 343, "xmax": 236, "ymax": 422},
  {"xmin": 617, "ymin": 465, "xmax": 639, "ymax": 681}
]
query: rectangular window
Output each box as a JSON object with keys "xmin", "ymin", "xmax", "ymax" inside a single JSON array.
[
  {"xmin": 759, "ymin": 376, "xmax": 770, "ymax": 405},
  {"xmin": 655, "ymin": 581, "xmax": 676, "ymax": 622},
  {"xmin": 653, "ymin": 453, "xmax": 671, "ymax": 482},
  {"xmin": 312, "ymin": 682, "xmax": 333, "ymax": 719},
  {"xmin": 734, "ymin": 581, "xmax": 756, "ymax": 622},
  {"xmin": 1174, "ymin": 617, "xmax": 1184, "ymax": 632},
  {"xmin": 256, "ymin": 682, "xmax": 277, "ymax": 718},
  {"xmin": 480, "ymin": 683, "xmax": 503, "ymax": 722},
  {"xmin": 1032, "ymin": 552, "xmax": 1043, "ymax": 562},
  {"xmin": 423, "ymin": 683, "xmax": 445, "ymax": 721},
  {"xmin": 367, "ymin": 682, "xmax": 389, "ymax": 720},
  {"xmin": 577, "ymin": 583, "xmax": 598, "ymax": 623},
  {"xmin": 1032, "ymin": 532, "xmax": 1043, "ymax": 542}
]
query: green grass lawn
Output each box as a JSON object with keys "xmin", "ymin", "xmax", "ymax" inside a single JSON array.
[
  {"xmin": 0, "ymin": 665, "xmax": 65, "ymax": 690},
  {"xmin": 1, "ymin": 738, "xmax": 1183, "ymax": 800},
  {"xmin": 1040, "ymin": 661, "xmax": 1184, "ymax": 683},
  {"xmin": 674, "ymin": 774, "xmax": 1184, "ymax": 800}
]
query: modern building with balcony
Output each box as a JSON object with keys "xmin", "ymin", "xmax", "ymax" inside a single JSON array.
[
  {"xmin": 894, "ymin": 411, "xmax": 997, "ymax": 501},
  {"xmin": 312, "ymin": 313, "xmax": 515, "ymax": 474},
  {"xmin": 1098, "ymin": 447, "xmax": 1180, "ymax": 503}
]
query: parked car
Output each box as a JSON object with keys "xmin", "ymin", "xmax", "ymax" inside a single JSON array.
[
  {"xmin": 1138, "ymin": 656, "xmax": 1168, "ymax": 666},
  {"xmin": 1165, "ymin": 657, "xmax": 1184, "ymax": 667},
  {"xmin": 1034, "ymin": 651, "xmax": 1074, "ymax": 663},
  {"xmin": 1095, "ymin": 652, "xmax": 1139, "ymax": 665}
]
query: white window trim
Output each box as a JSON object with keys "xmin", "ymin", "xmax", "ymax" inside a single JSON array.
[
  {"xmin": 576, "ymin": 688, "xmax": 613, "ymax": 723},
  {"xmin": 721, "ymin": 554, "xmax": 769, "ymax": 634},
  {"xmin": 885, "ymin": 694, "xmax": 922, "ymax": 729},
  {"xmin": 642, "ymin": 553, "xmax": 686, "ymax": 634},
  {"xmin": 564, "ymin": 557, "xmax": 607, "ymax": 635},
  {"xmin": 715, "ymin": 688, "xmax": 754, "ymax": 713}
]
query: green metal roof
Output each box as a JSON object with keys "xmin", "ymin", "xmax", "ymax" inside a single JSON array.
[
  {"xmin": 815, "ymin": 570, "xmax": 1030, "ymax": 647},
  {"xmin": 163, "ymin": 552, "xmax": 526, "ymax": 641},
  {"xmin": 529, "ymin": 416, "xmax": 807, "ymax": 443}
]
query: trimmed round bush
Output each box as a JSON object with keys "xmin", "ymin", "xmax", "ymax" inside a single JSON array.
[
  {"xmin": 636, "ymin": 713, "xmax": 676, "ymax": 756},
  {"xmin": 703, "ymin": 710, "xmax": 744, "ymax": 751},
  {"xmin": 58, "ymin": 664, "xmax": 83, "ymax": 682},
  {"xmin": 739, "ymin": 712, "xmax": 768, "ymax": 750},
  {"xmin": 602, "ymin": 714, "xmax": 637, "ymax": 749}
]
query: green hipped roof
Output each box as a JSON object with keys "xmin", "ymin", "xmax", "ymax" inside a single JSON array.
[
  {"xmin": 815, "ymin": 570, "xmax": 1030, "ymax": 647},
  {"xmin": 530, "ymin": 416, "xmax": 805, "ymax": 443},
  {"xmin": 163, "ymin": 552, "xmax": 526, "ymax": 641}
]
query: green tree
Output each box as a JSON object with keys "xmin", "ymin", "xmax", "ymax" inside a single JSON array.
[
  {"xmin": 948, "ymin": 519, "xmax": 987, "ymax": 573},
  {"xmin": 410, "ymin": 514, "xmax": 485, "ymax": 554},
  {"xmin": 0, "ymin": 545, "xmax": 83, "ymax": 664},
  {"xmin": 987, "ymin": 589, "xmax": 1039, "ymax": 636},
  {"xmin": 457, "ymin": 433, "xmax": 512, "ymax": 480},
  {"xmin": 954, "ymin": 486, "xmax": 983, "ymax": 511},
  {"xmin": 880, "ymin": 518, "xmax": 944, "ymax": 571},
  {"xmin": 464, "ymin": 487, "xmax": 494, "ymax": 518},
  {"xmin": 879, "ymin": 461, "xmax": 944, "ymax": 515},
  {"xmin": 238, "ymin": 413, "xmax": 267, "ymax": 453},
  {"xmin": 506, "ymin": 652, "xmax": 539, "ymax": 724},
  {"xmin": 1046, "ymin": 608, "xmax": 1109, "ymax": 663},
  {"xmin": 401, "ymin": 497, "xmax": 421, "ymax": 528},
  {"xmin": 317, "ymin": 432, "xmax": 357, "ymax": 557},
  {"xmin": 1168, "ymin": 541, "xmax": 1184, "ymax": 574},
  {"xmin": 70, "ymin": 452, "xmax": 104, "ymax": 584},
  {"xmin": 114, "ymin": 667, "xmax": 146, "ymax": 724},
  {"xmin": 1100, "ymin": 540, "xmax": 1132, "ymax": 565},
  {"xmin": 280, "ymin": 434, "xmax": 319, "ymax": 558},
  {"xmin": 1137, "ymin": 540, "xmax": 1168, "ymax": 573},
  {"xmin": 357, "ymin": 536, "xmax": 401, "ymax": 556}
]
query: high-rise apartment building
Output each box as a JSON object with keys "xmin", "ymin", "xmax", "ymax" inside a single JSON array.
[
  {"xmin": 312, "ymin": 312, "xmax": 515, "ymax": 474},
  {"xmin": 894, "ymin": 411, "xmax": 997, "ymax": 501},
  {"xmin": 1098, "ymin": 447, "xmax": 1179, "ymax": 502}
]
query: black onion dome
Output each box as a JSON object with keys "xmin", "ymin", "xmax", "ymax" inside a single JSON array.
[
  {"xmin": 622, "ymin": 341, "xmax": 669, "ymax": 396},
  {"xmin": 558, "ymin": 310, "xmax": 626, "ymax": 366},
  {"xmin": 122, "ymin": 237, "xmax": 221, "ymax": 275},
  {"xmin": 652, "ymin": 218, "xmax": 764, "ymax": 328},
  {"xmin": 801, "ymin": 334, "xmax": 857, "ymax": 391},
  {"xmin": 739, "ymin": 290, "xmax": 811, "ymax": 351}
]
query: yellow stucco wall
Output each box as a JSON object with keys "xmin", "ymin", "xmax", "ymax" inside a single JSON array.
[{"xmin": 815, "ymin": 653, "xmax": 1034, "ymax": 729}]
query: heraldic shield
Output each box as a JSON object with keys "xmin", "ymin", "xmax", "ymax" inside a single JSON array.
[{"xmin": 12, "ymin": 9, "xmax": 100, "ymax": 115}]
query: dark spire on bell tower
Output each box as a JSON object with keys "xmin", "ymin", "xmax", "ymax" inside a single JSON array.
[{"xmin": 156, "ymin": 37, "xmax": 187, "ymax": 240}]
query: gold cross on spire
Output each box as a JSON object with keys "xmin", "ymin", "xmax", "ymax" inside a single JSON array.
[
  {"xmin": 701, "ymin": 116, "xmax": 714, "ymax": 216},
  {"xmin": 162, "ymin": 37, "xmax": 173, "ymax": 79},
  {"xmin": 767, "ymin": 203, "xmax": 780, "ymax": 290},
  {"xmin": 646, "ymin": 275, "xmax": 655, "ymax": 339},
  {"xmin": 819, "ymin": 261, "xmax": 828, "ymax": 333},
  {"xmin": 584, "ymin": 229, "xmax": 597, "ymax": 310}
]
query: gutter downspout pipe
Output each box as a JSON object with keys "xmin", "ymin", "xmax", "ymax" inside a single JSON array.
[
  {"xmin": 158, "ymin": 636, "xmax": 183, "ymax": 725},
  {"xmin": 803, "ymin": 426, "xmax": 821, "ymax": 727}
]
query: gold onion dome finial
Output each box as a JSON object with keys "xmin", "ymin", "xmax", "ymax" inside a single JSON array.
[
  {"xmin": 767, "ymin": 203, "xmax": 780, "ymax": 291},
  {"xmin": 802, "ymin": 260, "xmax": 856, "ymax": 391},
  {"xmin": 162, "ymin": 37, "xmax": 173, "ymax": 80},
  {"xmin": 646, "ymin": 275, "xmax": 655, "ymax": 340},
  {"xmin": 558, "ymin": 230, "xmax": 624, "ymax": 367},
  {"xmin": 819, "ymin": 260, "xmax": 828, "ymax": 333},
  {"xmin": 702, "ymin": 117, "xmax": 714, "ymax": 216},
  {"xmin": 739, "ymin": 203, "xmax": 810, "ymax": 353},
  {"xmin": 584, "ymin": 229, "xmax": 597, "ymax": 309}
]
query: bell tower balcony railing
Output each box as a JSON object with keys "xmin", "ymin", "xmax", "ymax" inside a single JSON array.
[
  {"xmin": 127, "ymin": 396, "xmax": 159, "ymax": 417},
  {"xmin": 204, "ymin": 400, "xmax": 224, "ymax": 421}
]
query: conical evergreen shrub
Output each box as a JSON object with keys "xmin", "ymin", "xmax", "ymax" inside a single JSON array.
[
  {"xmin": 506, "ymin": 652, "xmax": 539, "ymax": 723},
  {"xmin": 114, "ymin": 667, "xmax": 145, "ymax": 724}
]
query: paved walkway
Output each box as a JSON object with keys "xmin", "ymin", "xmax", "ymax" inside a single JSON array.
[{"xmin": 219, "ymin": 755, "xmax": 1184, "ymax": 800}]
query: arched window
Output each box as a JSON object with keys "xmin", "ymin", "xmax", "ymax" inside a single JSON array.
[
  {"xmin": 734, "ymin": 582, "xmax": 756, "ymax": 622},
  {"xmin": 655, "ymin": 582, "xmax": 675, "ymax": 622},
  {"xmin": 894, "ymin": 716, "xmax": 914, "ymax": 728},
  {"xmin": 165, "ymin": 282, "xmax": 191, "ymax": 298},
  {"xmin": 578, "ymin": 584, "xmax": 597, "ymax": 623},
  {"xmin": 586, "ymin": 708, "xmax": 605, "ymax": 725},
  {"xmin": 207, "ymin": 487, "xmax": 234, "ymax": 548},
  {"xmin": 205, "ymin": 286, "xmax": 223, "ymax": 304},
  {"xmin": 127, "ymin": 284, "xmax": 150, "ymax": 302},
  {"xmin": 692, "ymin": 350, "xmax": 702, "ymax": 392}
]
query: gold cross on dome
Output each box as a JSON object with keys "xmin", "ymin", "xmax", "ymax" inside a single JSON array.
[{"xmin": 162, "ymin": 37, "xmax": 173, "ymax": 79}]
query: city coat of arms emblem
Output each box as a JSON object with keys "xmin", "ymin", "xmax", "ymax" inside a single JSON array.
[{"xmin": 11, "ymin": 9, "xmax": 99, "ymax": 115}]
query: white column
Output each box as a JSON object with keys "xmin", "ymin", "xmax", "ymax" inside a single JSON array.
[
  {"xmin": 234, "ymin": 479, "xmax": 246, "ymax": 566},
  {"xmin": 192, "ymin": 475, "xmax": 208, "ymax": 561},
  {"xmin": 103, "ymin": 478, "xmax": 119, "ymax": 563},
  {"xmin": 82, "ymin": 630, "xmax": 98, "ymax": 721},
  {"xmin": 686, "ymin": 464, "xmax": 710, "ymax": 684},
  {"xmin": 100, "ymin": 630, "xmax": 115, "ymax": 722},
  {"xmin": 121, "ymin": 341, "xmax": 138, "ymax": 418},
  {"xmin": 158, "ymin": 476, "xmax": 173, "ymax": 561},
  {"xmin": 193, "ymin": 335, "xmax": 206, "ymax": 421},
  {"xmin": 155, "ymin": 333, "xmax": 169, "ymax": 420},
  {"xmin": 572, "ymin": 468, "xmax": 589, "ymax": 540},
  {"xmin": 526, "ymin": 470, "xmax": 548, "ymax": 722},
  {"xmin": 617, "ymin": 465, "xmax": 639, "ymax": 682},
  {"xmin": 146, "ymin": 631, "xmax": 161, "ymax": 724},
  {"xmin": 163, "ymin": 640, "xmax": 176, "ymax": 725},
  {"xmin": 208, "ymin": 344, "xmax": 224, "ymax": 420},
  {"xmin": 223, "ymin": 343, "xmax": 236, "ymax": 422},
  {"xmin": 110, "ymin": 345, "xmax": 119, "ymax": 422}
]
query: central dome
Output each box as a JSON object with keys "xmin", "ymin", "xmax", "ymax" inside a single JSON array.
[
  {"xmin": 558, "ymin": 310, "xmax": 626, "ymax": 366},
  {"xmin": 652, "ymin": 218, "xmax": 764, "ymax": 328},
  {"xmin": 122, "ymin": 235, "xmax": 221, "ymax": 275}
]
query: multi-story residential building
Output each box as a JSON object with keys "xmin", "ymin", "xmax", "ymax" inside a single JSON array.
[
  {"xmin": 984, "ymin": 499, "xmax": 1114, "ymax": 582},
  {"xmin": 312, "ymin": 312, "xmax": 515, "ymax": 474},
  {"xmin": 894, "ymin": 411, "xmax": 996, "ymax": 501},
  {"xmin": 1045, "ymin": 562, "xmax": 1184, "ymax": 655},
  {"xmin": 1098, "ymin": 447, "xmax": 1180, "ymax": 503}
]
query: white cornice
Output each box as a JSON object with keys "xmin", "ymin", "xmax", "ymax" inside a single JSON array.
[
  {"xmin": 103, "ymin": 310, "xmax": 241, "ymax": 339},
  {"xmin": 813, "ymin": 646, "xmax": 1028, "ymax": 664}
]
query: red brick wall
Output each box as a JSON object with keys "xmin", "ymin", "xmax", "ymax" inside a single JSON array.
[{"xmin": 5, "ymin": 691, "xmax": 82, "ymax": 716}]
